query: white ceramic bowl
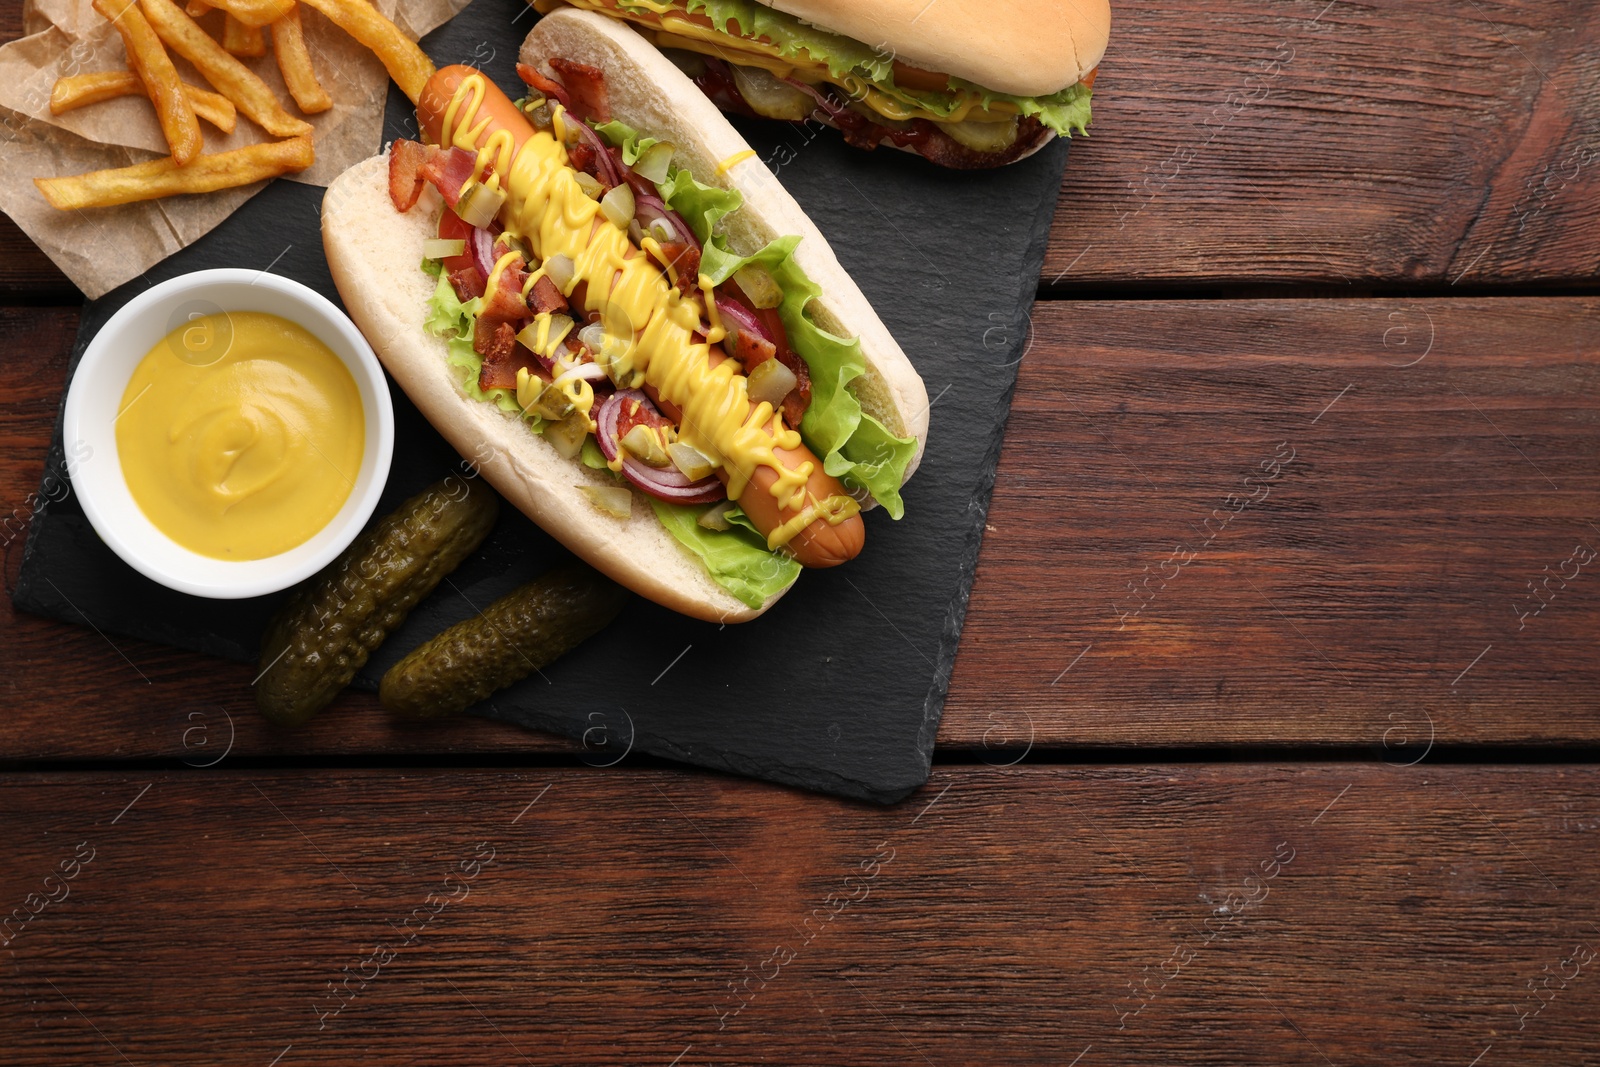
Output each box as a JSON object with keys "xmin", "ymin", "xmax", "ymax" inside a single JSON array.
[{"xmin": 63, "ymin": 269, "xmax": 394, "ymax": 600}]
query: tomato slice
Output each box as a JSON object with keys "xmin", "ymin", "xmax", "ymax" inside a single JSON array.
[
  {"xmin": 436, "ymin": 208, "xmax": 475, "ymax": 274},
  {"xmin": 615, "ymin": 391, "xmax": 674, "ymax": 441}
]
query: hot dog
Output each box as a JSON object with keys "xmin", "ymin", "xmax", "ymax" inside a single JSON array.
[
  {"xmin": 322, "ymin": 9, "xmax": 928, "ymax": 622},
  {"xmin": 416, "ymin": 63, "xmax": 861, "ymax": 567},
  {"xmin": 532, "ymin": 0, "xmax": 1110, "ymax": 170}
]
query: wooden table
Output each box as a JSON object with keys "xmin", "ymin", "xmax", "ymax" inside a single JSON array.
[{"xmin": 5, "ymin": 2, "xmax": 1600, "ymax": 1062}]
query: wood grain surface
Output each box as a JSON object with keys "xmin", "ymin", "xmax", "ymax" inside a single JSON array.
[
  {"xmin": 7, "ymin": 297, "xmax": 1599, "ymax": 757},
  {"xmin": 949, "ymin": 296, "xmax": 1600, "ymax": 748},
  {"xmin": 1047, "ymin": 0, "xmax": 1600, "ymax": 288},
  {"xmin": 2, "ymin": 0, "xmax": 1599, "ymax": 1059},
  {"xmin": 2, "ymin": 765, "xmax": 1597, "ymax": 1065}
]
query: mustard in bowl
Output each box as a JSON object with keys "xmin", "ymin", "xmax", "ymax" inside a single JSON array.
[{"xmin": 64, "ymin": 270, "xmax": 394, "ymax": 599}]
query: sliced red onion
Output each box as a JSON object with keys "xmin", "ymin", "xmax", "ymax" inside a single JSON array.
[
  {"xmin": 594, "ymin": 390, "xmax": 725, "ymax": 504},
  {"xmin": 783, "ymin": 76, "xmax": 847, "ymax": 118},
  {"xmin": 570, "ymin": 119, "xmax": 621, "ymax": 186},
  {"xmin": 714, "ymin": 291, "xmax": 771, "ymax": 346},
  {"xmin": 661, "ymin": 207, "xmax": 700, "ymax": 249},
  {"xmin": 468, "ymin": 226, "xmax": 496, "ymax": 279},
  {"xmin": 630, "ymin": 190, "xmax": 701, "ymax": 257}
]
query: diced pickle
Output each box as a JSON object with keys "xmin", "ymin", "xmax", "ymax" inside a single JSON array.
[
  {"xmin": 669, "ymin": 441, "xmax": 716, "ymax": 481},
  {"xmin": 733, "ymin": 264, "xmax": 782, "ymax": 309},
  {"xmin": 455, "ymin": 180, "xmax": 506, "ymax": 229},
  {"xmin": 581, "ymin": 484, "xmax": 632, "ymax": 518},
  {"xmin": 747, "ymin": 358, "xmax": 797, "ymax": 408},
  {"xmin": 697, "ymin": 500, "xmax": 736, "ymax": 531},
  {"xmin": 533, "ymin": 386, "xmax": 576, "ymax": 421},
  {"xmin": 543, "ymin": 412, "xmax": 588, "ymax": 459},
  {"xmin": 621, "ymin": 424, "xmax": 671, "ymax": 467}
]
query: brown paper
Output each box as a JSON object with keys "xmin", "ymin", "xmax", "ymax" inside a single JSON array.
[{"xmin": 0, "ymin": 0, "xmax": 472, "ymax": 298}]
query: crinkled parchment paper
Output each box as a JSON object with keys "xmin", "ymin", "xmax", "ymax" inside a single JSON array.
[{"xmin": 0, "ymin": 0, "xmax": 472, "ymax": 296}]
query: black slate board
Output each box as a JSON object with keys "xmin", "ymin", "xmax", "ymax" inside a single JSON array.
[{"xmin": 12, "ymin": 0, "xmax": 1066, "ymax": 804}]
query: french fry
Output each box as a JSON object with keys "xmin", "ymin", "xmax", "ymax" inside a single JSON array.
[
  {"xmin": 184, "ymin": 0, "xmax": 210, "ymax": 14},
  {"xmin": 293, "ymin": 0, "xmax": 433, "ymax": 103},
  {"xmin": 270, "ymin": 4, "xmax": 332, "ymax": 114},
  {"xmin": 222, "ymin": 12, "xmax": 266, "ymax": 55},
  {"xmin": 93, "ymin": 0, "xmax": 202, "ymax": 165},
  {"xmin": 51, "ymin": 70, "xmax": 238, "ymax": 133},
  {"xmin": 140, "ymin": 0, "xmax": 312, "ymax": 137},
  {"xmin": 200, "ymin": 0, "xmax": 294, "ymax": 28},
  {"xmin": 35, "ymin": 136, "xmax": 314, "ymax": 210}
]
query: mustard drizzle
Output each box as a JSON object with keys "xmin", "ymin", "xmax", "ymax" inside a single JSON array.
[{"xmin": 440, "ymin": 72, "xmax": 825, "ymax": 526}]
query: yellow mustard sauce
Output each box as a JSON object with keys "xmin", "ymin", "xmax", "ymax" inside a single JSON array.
[
  {"xmin": 115, "ymin": 311, "xmax": 364, "ymax": 560},
  {"xmin": 441, "ymin": 73, "xmax": 833, "ymax": 535}
]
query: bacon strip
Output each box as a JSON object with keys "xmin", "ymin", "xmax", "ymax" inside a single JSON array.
[
  {"xmin": 473, "ymin": 254, "xmax": 531, "ymax": 358},
  {"xmin": 527, "ymin": 274, "xmax": 568, "ymax": 315},
  {"xmin": 777, "ymin": 348, "xmax": 811, "ymax": 427},
  {"xmin": 447, "ymin": 265, "xmax": 486, "ymax": 302},
  {"xmin": 567, "ymin": 140, "xmax": 600, "ymax": 181},
  {"xmin": 548, "ymin": 57, "xmax": 610, "ymax": 123},
  {"xmin": 388, "ymin": 138, "xmax": 431, "ymax": 212},
  {"xmin": 417, "ymin": 146, "xmax": 479, "ymax": 209},
  {"xmin": 477, "ymin": 323, "xmax": 521, "ymax": 390},
  {"xmin": 516, "ymin": 63, "xmax": 571, "ymax": 109},
  {"xmin": 734, "ymin": 328, "xmax": 775, "ymax": 370},
  {"xmin": 658, "ymin": 241, "xmax": 701, "ymax": 295}
]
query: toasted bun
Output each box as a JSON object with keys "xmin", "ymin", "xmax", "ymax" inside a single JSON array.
[
  {"xmin": 762, "ymin": 0, "xmax": 1110, "ymax": 98},
  {"xmin": 323, "ymin": 9, "xmax": 928, "ymax": 624}
]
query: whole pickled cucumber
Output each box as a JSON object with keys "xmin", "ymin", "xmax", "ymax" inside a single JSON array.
[
  {"xmin": 380, "ymin": 563, "xmax": 627, "ymax": 718},
  {"xmin": 256, "ymin": 474, "xmax": 500, "ymax": 725}
]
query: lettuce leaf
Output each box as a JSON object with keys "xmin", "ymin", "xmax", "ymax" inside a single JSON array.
[
  {"xmin": 696, "ymin": 236, "xmax": 915, "ymax": 516},
  {"xmin": 580, "ymin": 437, "xmax": 609, "ymax": 470},
  {"xmin": 594, "ymin": 119, "xmax": 661, "ymax": 165},
  {"xmin": 617, "ymin": 0, "xmax": 1092, "ymax": 137},
  {"xmin": 649, "ymin": 499, "xmax": 800, "ymax": 609},
  {"xmin": 959, "ymin": 79, "xmax": 1094, "ymax": 139},
  {"xmin": 627, "ymin": 0, "xmax": 895, "ymax": 83},
  {"xmin": 597, "ymin": 119, "xmax": 917, "ymax": 517},
  {"xmin": 653, "ymin": 166, "xmax": 742, "ymax": 240}
]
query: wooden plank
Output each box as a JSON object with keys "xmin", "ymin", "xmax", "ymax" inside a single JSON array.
[
  {"xmin": 0, "ymin": 216, "xmax": 76, "ymax": 303},
  {"xmin": 7, "ymin": 298, "xmax": 1599, "ymax": 757},
  {"xmin": 1046, "ymin": 0, "xmax": 1600, "ymax": 287},
  {"xmin": 0, "ymin": 765, "xmax": 1596, "ymax": 1064},
  {"xmin": 946, "ymin": 297, "xmax": 1600, "ymax": 748}
]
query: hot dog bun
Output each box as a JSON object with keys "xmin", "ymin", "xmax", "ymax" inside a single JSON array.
[
  {"xmin": 323, "ymin": 9, "xmax": 929, "ymax": 623},
  {"xmin": 758, "ymin": 0, "xmax": 1109, "ymax": 98}
]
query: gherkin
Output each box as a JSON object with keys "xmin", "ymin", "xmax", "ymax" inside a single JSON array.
[
  {"xmin": 255, "ymin": 475, "xmax": 499, "ymax": 726},
  {"xmin": 380, "ymin": 564, "xmax": 627, "ymax": 718}
]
